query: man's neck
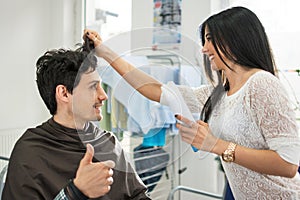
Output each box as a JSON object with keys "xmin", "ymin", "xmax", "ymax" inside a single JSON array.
[{"xmin": 53, "ymin": 114, "xmax": 85, "ymax": 130}]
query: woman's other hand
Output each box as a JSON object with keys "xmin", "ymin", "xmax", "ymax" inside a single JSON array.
[{"xmin": 175, "ymin": 114, "xmax": 218, "ymax": 152}]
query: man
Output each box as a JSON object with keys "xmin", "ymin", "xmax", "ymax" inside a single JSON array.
[{"xmin": 2, "ymin": 39, "xmax": 150, "ymax": 199}]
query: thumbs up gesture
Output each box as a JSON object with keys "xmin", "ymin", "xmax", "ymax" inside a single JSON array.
[{"xmin": 73, "ymin": 144, "xmax": 115, "ymax": 198}]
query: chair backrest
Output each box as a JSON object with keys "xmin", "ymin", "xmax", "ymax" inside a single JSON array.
[
  {"xmin": 0, "ymin": 157, "xmax": 9, "ymax": 200},
  {"xmin": 0, "ymin": 164, "xmax": 8, "ymax": 190}
]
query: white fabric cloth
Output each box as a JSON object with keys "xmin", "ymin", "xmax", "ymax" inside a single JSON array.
[
  {"xmin": 161, "ymin": 81, "xmax": 196, "ymax": 121},
  {"xmin": 100, "ymin": 55, "xmax": 177, "ymax": 134},
  {"xmin": 179, "ymin": 64, "xmax": 204, "ymax": 87},
  {"xmin": 160, "ymin": 70, "xmax": 300, "ymax": 199}
]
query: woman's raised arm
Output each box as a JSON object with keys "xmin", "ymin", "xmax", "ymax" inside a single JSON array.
[{"xmin": 84, "ymin": 29, "xmax": 163, "ymax": 102}]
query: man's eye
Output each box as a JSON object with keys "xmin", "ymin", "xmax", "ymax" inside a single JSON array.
[{"xmin": 91, "ymin": 84, "xmax": 98, "ymax": 89}]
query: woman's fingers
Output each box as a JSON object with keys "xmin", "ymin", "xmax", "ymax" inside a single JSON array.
[
  {"xmin": 176, "ymin": 114, "xmax": 216, "ymax": 151},
  {"xmin": 82, "ymin": 29, "xmax": 102, "ymax": 47},
  {"xmin": 175, "ymin": 114, "xmax": 195, "ymax": 127},
  {"xmin": 197, "ymin": 120, "xmax": 208, "ymax": 127}
]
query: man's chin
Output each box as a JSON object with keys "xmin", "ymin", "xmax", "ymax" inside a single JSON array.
[{"xmin": 96, "ymin": 115, "xmax": 103, "ymax": 121}]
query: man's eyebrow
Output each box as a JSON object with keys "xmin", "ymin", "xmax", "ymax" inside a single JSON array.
[{"xmin": 88, "ymin": 80, "xmax": 101, "ymax": 85}]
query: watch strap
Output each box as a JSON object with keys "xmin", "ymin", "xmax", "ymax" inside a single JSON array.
[{"xmin": 227, "ymin": 142, "xmax": 237, "ymax": 152}]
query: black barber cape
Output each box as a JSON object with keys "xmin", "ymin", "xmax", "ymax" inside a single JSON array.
[{"xmin": 2, "ymin": 118, "xmax": 150, "ymax": 200}]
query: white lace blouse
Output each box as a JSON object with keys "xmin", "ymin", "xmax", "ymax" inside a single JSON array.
[{"xmin": 161, "ymin": 70, "xmax": 300, "ymax": 199}]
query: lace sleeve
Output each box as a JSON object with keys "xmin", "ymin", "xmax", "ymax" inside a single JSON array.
[
  {"xmin": 160, "ymin": 83, "xmax": 212, "ymax": 113},
  {"xmin": 247, "ymin": 73, "xmax": 300, "ymax": 165},
  {"xmin": 177, "ymin": 85, "xmax": 212, "ymax": 113}
]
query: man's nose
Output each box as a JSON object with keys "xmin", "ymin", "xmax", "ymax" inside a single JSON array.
[{"xmin": 97, "ymin": 86, "xmax": 108, "ymax": 101}]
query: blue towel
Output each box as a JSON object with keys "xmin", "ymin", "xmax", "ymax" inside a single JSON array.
[{"xmin": 142, "ymin": 128, "xmax": 166, "ymax": 147}]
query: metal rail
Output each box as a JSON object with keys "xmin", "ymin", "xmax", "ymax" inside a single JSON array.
[
  {"xmin": 0, "ymin": 156, "xmax": 9, "ymax": 161},
  {"xmin": 167, "ymin": 185, "xmax": 223, "ymax": 200}
]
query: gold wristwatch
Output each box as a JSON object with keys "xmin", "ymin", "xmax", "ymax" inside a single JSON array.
[{"xmin": 221, "ymin": 142, "xmax": 237, "ymax": 162}]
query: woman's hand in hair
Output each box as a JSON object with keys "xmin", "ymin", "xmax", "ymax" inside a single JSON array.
[
  {"xmin": 83, "ymin": 29, "xmax": 115, "ymax": 60},
  {"xmin": 175, "ymin": 115, "xmax": 218, "ymax": 152},
  {"xmin": 83, "ymin": 29, "xmax": 102, "ymax": 47}
]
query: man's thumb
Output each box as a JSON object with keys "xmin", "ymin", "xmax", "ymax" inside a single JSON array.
[
  {"xmin": 81, "ymin": 143, "xmax": 94, "ymax": 165},
  {"xmin": 102, "ymin": 160, "xmax": 115, "ymax": 168}
]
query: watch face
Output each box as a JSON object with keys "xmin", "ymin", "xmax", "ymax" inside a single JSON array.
[{"xmin": 222, "ymin": 151, "xmax": 234, "ymax": 162}]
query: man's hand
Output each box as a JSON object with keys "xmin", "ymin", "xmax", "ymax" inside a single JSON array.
[{"xmin": 74, "ymin": 143, "xmax": 115, "ymax": 198}]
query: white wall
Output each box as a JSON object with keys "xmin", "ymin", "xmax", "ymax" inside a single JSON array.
[{"xmin": 0, "ymin": 0, "xmax": 83, "ymax": 158}]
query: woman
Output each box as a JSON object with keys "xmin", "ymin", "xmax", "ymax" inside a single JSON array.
[{"xmin": 85, "ymin": 6, "xmax": 300, "ymax": 199}]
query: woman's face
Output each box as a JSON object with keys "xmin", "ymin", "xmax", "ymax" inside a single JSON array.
[{"xmin": 201, "ymin": 27, "xmax": 227, "ymax": 71}]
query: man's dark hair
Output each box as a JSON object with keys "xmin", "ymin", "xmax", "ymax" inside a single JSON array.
[{"xmin": 36, "ymin": 43, "xmax": 97, "ymax": 115}]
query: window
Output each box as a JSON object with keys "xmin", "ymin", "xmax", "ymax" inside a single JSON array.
[{"xmin": 84, "ymin": 0, "xmax": 132, "ymax": 40}]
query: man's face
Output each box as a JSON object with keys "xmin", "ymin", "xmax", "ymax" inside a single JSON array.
[{"xmin": 71, "ymin": 69, "xmax": 108, "ymax": 126}]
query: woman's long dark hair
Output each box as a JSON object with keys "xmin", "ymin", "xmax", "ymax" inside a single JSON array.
[{"xmin": 199, "ymin": 6, "xmax": 276, "ymax": 122}]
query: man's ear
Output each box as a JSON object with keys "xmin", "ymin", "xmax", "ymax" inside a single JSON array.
[{"xmin": 55, "ymin": 85, "xmax": 70, "ymax": 102}]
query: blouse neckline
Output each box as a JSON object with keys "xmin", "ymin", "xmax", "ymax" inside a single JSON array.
[{"xmin": 225, "ymin": 70, "xmax": 266, "ymax": 100}]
